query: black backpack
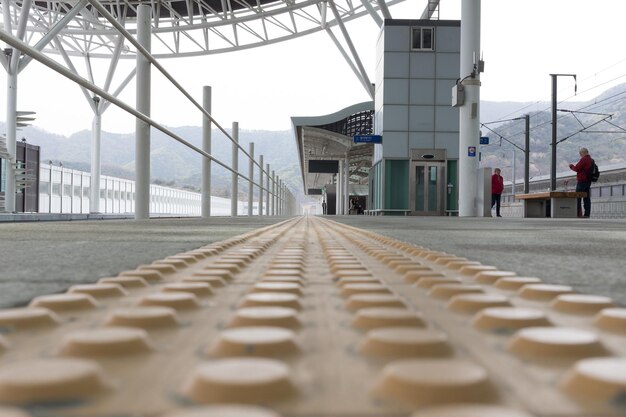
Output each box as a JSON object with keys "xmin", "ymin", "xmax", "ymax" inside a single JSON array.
[{"xmin": 588, "ymin": 159, "xmax": 600, "ymax": 183}]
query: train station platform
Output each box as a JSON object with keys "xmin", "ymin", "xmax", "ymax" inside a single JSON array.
[{"xmin": 0, "ymin": 215, "xmax": 625, "ymax": 417}]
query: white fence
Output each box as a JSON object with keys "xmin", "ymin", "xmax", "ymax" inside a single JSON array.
[{"xmin": 38, "ymin": 163, "xmax": 258, "ymax": 216}]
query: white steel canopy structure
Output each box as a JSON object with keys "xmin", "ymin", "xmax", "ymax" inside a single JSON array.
[
  {"xmin": 1, "ymin": 0, "xmax": 407, "ymax": 59},
  {"xmin": 0, "ymin": 0, "xmax": 442, "ymax": 216}
]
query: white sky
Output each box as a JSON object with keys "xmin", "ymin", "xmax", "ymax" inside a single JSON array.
[{"xmin": 1, "ymin": 0, "xmax": 626, "ymax": 136}]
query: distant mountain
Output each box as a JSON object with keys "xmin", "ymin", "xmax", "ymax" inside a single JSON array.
[
  {"xmin": 2, "ymin": 82, "xmax": 626, "ymax": 197},
  {"xmin": 1, "ymin": 122, "xmax": 302, "ymax": 200}
]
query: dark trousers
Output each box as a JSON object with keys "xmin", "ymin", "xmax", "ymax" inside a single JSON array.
[
  {"xmin": 576, "ymin": 181, "xmax": 591, "ymax": 217},
  {"xmin": 491, "ymin": 193, "xmax": 502, "ymax": 216}
]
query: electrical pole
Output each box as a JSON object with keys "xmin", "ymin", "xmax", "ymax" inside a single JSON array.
[{"xmin": 550, "ymin": 73, "xmax": 576, "ymax": 191}]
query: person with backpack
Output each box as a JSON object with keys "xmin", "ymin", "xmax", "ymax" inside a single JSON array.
[{"xmin": 569, "ymin": 147, "xmax": 594, "ymax": 218}]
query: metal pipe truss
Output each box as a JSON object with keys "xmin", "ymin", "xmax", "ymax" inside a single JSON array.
[{"xmin": 1, "ymin": 0, "xmax": 406, "ymax": 59}]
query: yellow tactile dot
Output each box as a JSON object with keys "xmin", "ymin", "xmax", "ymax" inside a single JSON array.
[
  {"xmin": 340, "ymin": 284, "xmax": 392, "ymax": 297},
  {"xmin": 250, "ymin": 283, "xmax": 303, "ymax": 296},
  {"xmin": 193, "ymin": 269, "xmax": 234, "ymax": 282},
  {"xmin": 0, "ymin": 308, "xmax": 60, "ymax": 330},
  {"xmin": 404, "ymin": 271, "xmax": 443, "ymax": 284},
  {"xmin": 330, "ymin": 264, "xmax": 364, "ymax": 274},
  {"xmin": 68, "ymin": 284, "xmax": 128, "ymax": 299},
  {"xmin": 183, "ymin": 276, "xmax": 227, "ymax": 288},
  {"xmin": 161, "ymin": 405, "xmax": 280, "ymax": 417},
  {"xmin": 238, "ymin": 293, "xmax": 303, "ymax": 310},
  {"xmin": 459, "ymin": 265, "xmax": 498, "ymax": 276},
  {"xmin": 263, "ymin": 269, "xmax": 303, "ymax": 278},
  {"xmin": 229, "ymin": 307, "xmax": 301, "ymax": 329},
  {"xmin": 138, "ymin": 263, "xmax": 177, "ymax": 274},
  {"xmin": 207, "ymin": 263, "xmax": 240, "ymax": 274},
  {"xmin": 372, "ymin": 359, "xmax": 493, "ymax": 406},
  {"xmin": 207, "ymin": 327, "xmax": 299, "ymax": 357},
  {"xmin": 550, "ymin": 294, "xmax": 615, "ymax": 315},
  {"xmin": 351, "ymin": 308, "xmax": 426, "ymax": 330},
  {"xmin": 0, "ymin": 358, "xmax": 107, "ymax": 404},
  {"xmin": 429, "ymin": 284, "xmax": 484, "ymax": 300},
  {"xmin": 138, "ymin": 293, "xmax": 201, "ymax": 310},
  {"xmin": 447, "ymin": 294, "xmax": 511, "ymax": 314},
  {"xmin": 471, "ymin": 307, "xmax": 551, "ymax": 331},
  {"xmin": 167, "ymin": 255, "xmax": 198, "ymax": 264},
  {"xmin": 415, "ymin": 277, "xmax": 462, "ymax": 289},
  {"xmin": 385, "ymin": 258, "xmax": 412, "ymax": 268},
  {"xmin": 346, "ymin": 294, "xmax": 405, "ymax": 311},
  {"xmin": 334, "ymin": 269, "xmax": 371, "ymax": 279},
  {"xmin": 594, "ymin": 308, "xmax": 626, "ymax": 333},
  {"xmin": 428, "ymin": 254, "xmax": 455, "ymax": 263},
  {"xmin": 359, "ymin": 328, "xmax": 451, "ymax": 358},
  {"xmin": 447, "ymin": 261, "xmax": 481, "ymax": 270},
  {"xmin": 270, "ymin": 263, "xmax": 304, "ymax": 272},
  {"xmin": 181, "ymin": 358, "xmax": 295, "ymax": 404},
  {"xmin": 154, "ymin": 259, "xmax": 189, "ymax": 270},
  {"xmin": 105, "ymin": 307, "xmax": 179, "ymax": 329},
  {"xmin": 29, "ymin": 293, "xmax": 99, "ymax": 312},
  {"xmin": 119, "ymin": 269, "xmax": 163, "ymax": 282},
  {"xmin": 396, "ymin": 264, "xmax": 431, "ymax": 275},
  {"xmin": 260, "ymin": 276, "xmax": 304, "ymax": 286},
  {"xmin": 0, "ymin": 407, "xmax": 32, "ymax": 417},
  {"xmin": 99, "ymin": 276, "xmax": 149, "ymax": 288},
  {"xmin": 517, "ymin": 284, "xmax": 575, "ymax": 301},
  {"xmin": 473, "ymin": 270, "xmax": 517, "ymax": 284},
  {"xmin": 58, "ymin": 327, "xmax": 152, "ymax": 357},
  {"xmin": 215, "ymin": 258, "xmax": 247, "ymax": 268},
  {"xmin": 507, "ymin": 327, "xmax": 607, "ymax": 359},
  {"xmin": 494, "ymin": 277, "xmax": 542, "ymax": 290},
  {"xmin": 163, "ymin": 283, "xmax": 214, "ymax": 297},
  {"xmin": 411, "ymin": 405, "xmax": 535, "ymax": 417},
  {"xmin": 560, "ymin": 357, "xmax": 626, "ymax": 402},
  {"xmin": 337, "ymin": 277, "xmax": 381, "ymax": 287}
]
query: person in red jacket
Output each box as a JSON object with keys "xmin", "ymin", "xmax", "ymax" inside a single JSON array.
[
  {"xmin": 491, "ymin": 167, "xmax": 504, "ymax": 217},
  {"xmin": 569, "ymin": 147, "xmax": 592, "ymax": 218}
]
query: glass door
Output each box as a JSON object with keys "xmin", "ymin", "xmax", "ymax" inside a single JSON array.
[{"xmin": 411, "ymin": 162, "xmax": 445, "ymax": 215}]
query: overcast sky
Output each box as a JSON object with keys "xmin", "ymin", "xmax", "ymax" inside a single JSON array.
[{"xmin": 1, "ymin": 0, "xmax": 625, "ymax": 136}]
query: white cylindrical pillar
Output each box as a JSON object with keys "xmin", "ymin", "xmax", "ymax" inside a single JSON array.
[
  {"xmin": 90, "ymin": 111, "xmax": 101, "ymax": 213},
  {"xmin": 231, "ymin": 122, "xmax": 239, "ymax": 217},
  {"xmin": 5, "ymin": 71, "xmax": 17, "ymax": 213},
  {"xmin": 135, "ymin": 4, "xmax": 151, "ymax": 220},
  {"xmin": 458, "ymin": 0, "xmax": 481, "ymax": 217},
  {"xmin": 271, "ymin": 171, "xmax": 276, "ymax": 216},
  {"xmin": 344, "ymin": 157, "xmax": 350, "ymax": 215},
  {"xmin": 336, "ymin": 165, "xmax": 341, "ymax": 215},
  {"xmin": 201, "ymin": 86, "xmax": 212, "ymax": 217},
  {"xmin": 266, "ymin": 163, "xmax": 271, "ymax": 216},
  {"xmin": 248, "ymin": 142, "xmax": 254, "ymax": 216},
  {"xmin": 259, "ymin": 155, "xmax": 264, "ymax": 216}
]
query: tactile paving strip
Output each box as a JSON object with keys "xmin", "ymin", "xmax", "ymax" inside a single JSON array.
[{"xmin": 0, "ymin": 216, "xmax": 625, "ymax": 416}]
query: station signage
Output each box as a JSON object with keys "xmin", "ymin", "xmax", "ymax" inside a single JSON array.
[{"xmin": 353, "ymin": 135, "xmax": 382, "ymax": 144}]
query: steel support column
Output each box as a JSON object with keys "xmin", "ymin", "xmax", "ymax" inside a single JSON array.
[
  {"xmin": 344, "ymin": 156, "xmax": 350, "ymax": 214},
  {"xmin": 266, "ymin": 163, "xmax": 271, "ymax": 216},
  {"xmin": 202, "ymin": 86, "xmax": 212, "ymax": 217},
  {"xmin": 248, "ymin": 142, "xmax": 254, "ymax": 216},
  {"xmin": 90, "ymin": 109, "xmax": 101, "ymax": 213},
  {"xmin": 231, "ymin": 121, "xmax": 239, "ymax": 217},
  {"xmin": 259, "ymin": 155, "xmax": 264, "ymax": 216},
  {"xmin": 271, "ymin": 171, "xmax": 276, "ymax": 216},
  {"xmin": 135, "ymin": 5, "xmax": 151, "ymax": 220},
  {"xmin": 5, "ymin": 70, "xmax": 17, "ymax": 213}
]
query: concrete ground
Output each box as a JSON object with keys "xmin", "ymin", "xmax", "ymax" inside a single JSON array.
[
  {"xmin": 0, "ymin": 216, "xmax": 289, "ymax": 308},
  {"xmin": 332, "ymin": 216, "xmax": 626, "ymax": 306},
  {"xmin": 1, "ymin": 215, "xmax": 625, "ymax": 307}
]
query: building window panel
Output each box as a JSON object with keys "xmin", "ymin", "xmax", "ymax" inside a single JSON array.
[{"xmin": 412, "ymin": 27, "xmax": 435, "ymax": 51}]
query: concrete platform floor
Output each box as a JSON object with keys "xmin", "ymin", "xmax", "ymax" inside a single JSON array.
[{"xmin": 1, "ymin": 215, "xmax": 625, "ymax": 308}]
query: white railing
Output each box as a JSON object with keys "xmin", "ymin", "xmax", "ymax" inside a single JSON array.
[{"xmin": 37, "ymin": 163, "xmax": 258, "ymax": 216}]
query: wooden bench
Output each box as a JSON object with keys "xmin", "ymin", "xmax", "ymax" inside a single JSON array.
[{"xmin": 515, "ymin": 191, "xmax": 587, "ymax": 218}]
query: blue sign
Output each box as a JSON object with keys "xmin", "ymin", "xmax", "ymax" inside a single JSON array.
[
  {"xmin": 468, "ymin": 146, "xmax": 477, "ymax": 157},
  {"xmin": 353, "ymin": 135, "xmax": 382, "ymax": 144},
  {"xmin": 479, "ymin": 136, "xmax": 489, "ymax": 145}
]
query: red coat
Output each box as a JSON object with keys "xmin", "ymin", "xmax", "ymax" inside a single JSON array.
[
  {"xmin": 492, "ymin": 174, "xmax": 504, "ymax": 195},
  {"xmin": 569, "ymin": 154, "xmax": 592, "ymax": 182}
]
